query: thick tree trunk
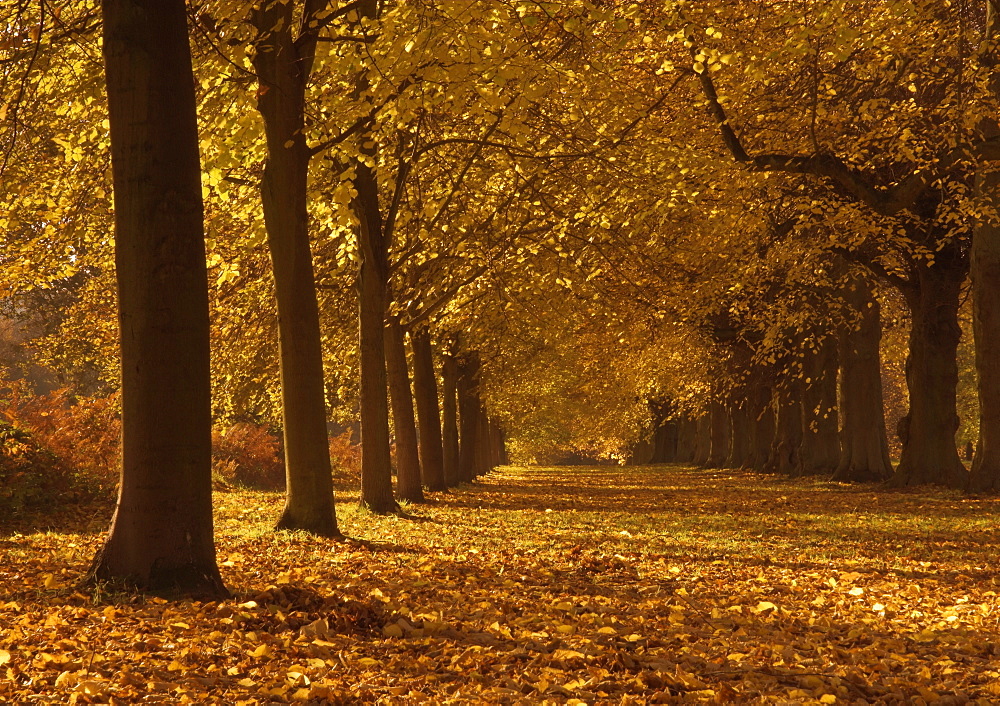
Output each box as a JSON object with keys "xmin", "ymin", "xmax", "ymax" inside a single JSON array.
[
  {"xmin": 726, "ymin": 402, "xmax": 751, "ymax": 469},
  {"xmin": 441, "ymin": 352, "xmax": 461, "ymax": 487},
  {"xmin": 970, "ymin": 14, "xmax": 1000, "ymax": 492},
  {"xmin": 251, "ymin": 0, "xmax": 338, "ymax": 536},
  {"xmin": 410, "ymin": 328, "xmax": 446, "ymax": 490},
  {"xmin": 651, "ymin": 420, "xmax": 678, "ymax": 463},
  {"xmin": 675, "ymin": 415, "xmax": 697, "ymax": 463},
  {"xmin": 834, "ymin": 274, "xmax": 893, "ymax": 482},
  {"xmin": 748, "ymin": 386, "xmax": 775, "ymax": 472},
  {"xmin": 765, "ymin": 382, "xmax": 802, "ymax": 476},
  {"xmin": 457, "ymin": 353, "xmax": 481, "ymax": 482},
  {"xmin": 384, "ymin": 316, "xmax": 423, "ymax": 503},
  {"xmin": 707, "ymin": 400, "xmax": 731, "ymax": 468},
  {"xmin": 890, "ymin": 260, "xmax": 969, "ymax": 488},
  {"xmin": 692, "ymin": 413, "xmax": 711, "ymax": 467},
  {"xmin": 798, "ymin": 335, "xmax": 840, "ymax": 476},
  {"xmin": 88, "ymin": 0, "xmax": 226, "ymax": 597}
]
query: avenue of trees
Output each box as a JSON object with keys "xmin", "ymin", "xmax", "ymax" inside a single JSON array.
[{"xmin": 2, "ymin": 0, "xmax": 1000, "ymax": 595}]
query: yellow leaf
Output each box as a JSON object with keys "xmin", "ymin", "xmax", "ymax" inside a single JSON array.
[
  {"xmin": 755, "ymin": 601, "xmax": 777, "ymax": 612},
  {"xmin": 0, "ymin": 651, "xmax": 10, "ymax": 665},
  {"xmin": 251, "ymin": 644, "xmax": 272, "ymax": 658},
  {"xmin": 848, "ymin": 587, "xmax": 864, "ymax": 596},
  {"xmin": 820, "ymin": 695, "xmax": 838, "ymax": 704},
  {"xmin": 43, "ymin": 574, "xmax": 59, "ymax": 589}
]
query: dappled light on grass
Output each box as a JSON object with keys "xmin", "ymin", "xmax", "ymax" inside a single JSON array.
[{"xmin": 2, "ymin": 465, "xmax": 1000, "ymax": 703}]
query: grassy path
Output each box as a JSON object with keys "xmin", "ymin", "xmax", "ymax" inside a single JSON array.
[{"xmin": 2, "ymin": 464, "xmax": 1000, "ymax": 703}]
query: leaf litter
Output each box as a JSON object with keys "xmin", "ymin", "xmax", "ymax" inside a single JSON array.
[{"xmin": 1, "ymin": 464, "xmax": 999, "ymax": 704}]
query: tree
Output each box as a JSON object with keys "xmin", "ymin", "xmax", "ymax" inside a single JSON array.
[
  {"xmin": 250, "ymin": 0, "xmax": 340, "ymax": 535},
  {"xmin": 970, "ymin": 0, "xmax": 1000, "ymax": 492},
  {"xmin": 86, "ymin": 0, "xmax": 226, "ymax": 598}
]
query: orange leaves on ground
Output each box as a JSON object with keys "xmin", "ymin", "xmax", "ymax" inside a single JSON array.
[{"xmin": 2, "ymin": 465, "xmax": 1000, "ymax": 703}]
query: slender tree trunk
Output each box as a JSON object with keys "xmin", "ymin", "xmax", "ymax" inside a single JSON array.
[
  {"xmin": 88, "ymin": 0, "xmax": 226, "ymax": 597},
  {"xmin": 457, "ymin": 352, "xmax": 481, "ymax": 482},
  {"xmin": 707, "ymin": 400, "xmax": 731, "ymax": 468},
  {"xmin": 798, "ymin": 335, "xmax": 840, "ymax": 476},
  {"xmin": 834, "ymin": 273, "xmax": 893, "ymax": 482},
  {"xmin": 726, "ymin": 402, "xmax": 751, "ymax": 469},
  {"xmin": 441, "ymin": 352, "xmax": 461, "ymax": 487},
  {"xmin": 692, "ymin": 413, "xmax": 711, "ymax": 467},
  {"xmin": 890, "ymin": 259, "xmax": 969, "ymax": 488},
  {"xmin": 251, "ymin": 0, "xmax": 338, "ymax": 536},
  {"xmin": 355, "ymin": 163, "xmax": 397, "ymax": 512},
  {"xmin": 970, "ymin": 8, "xmax": 1000, "ymax": 492},
  {"xmin": 765, "ymin": 382, "xmax": 802, "ymax": 476},
  {"xmin": 384, "ymin": 316, "xmax": 423, "ymax": 503},
  {"xmin": 675, "ymin": 415, "xmax": 697, "ymax": 463},
  {"xmin": 474, "ymin": 405, "xmax": 492, "ymax": 477},
  {"xmin": 410, "ymin": 328, "xmax": 446, "ymax": 490}
]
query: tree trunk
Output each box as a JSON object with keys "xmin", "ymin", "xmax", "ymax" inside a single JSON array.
[
  {"xmin": 725, "ymin": 401, "xmax": 751, "ymax": 469},
  {"xmin": 474, "ymin": 406, "xmax": 492, "ymax": 477},
  {"xmin": 355, "ymin": 162, "xmax": 398, "ymax": 512},
  {"xmin": 384, "ymin": 316, "xmax": 423, "ymax": 503},
  {"xmin": 707, "ymin": 400, "xmax": 731, "ymax": 468},
  {"xmin": 651, "ymin": 420, "xmax": 678, "ymax": 463},
  {"xmin": 251, "ymin": 0, "xmax": 338, "ymax": 536},
  {"xmin": 88, "ymin": 0, "xmax": 226, "ymax": 597},
  {"xmin": 798, "ymin": 334, "xmax": 840, "ymax": 476},
  {"xmin": 834, "ymin": 273, "xmax": 893, "ymax": 482},
  {"xmin": 748, "ymin": 385, "xmax": 775, "ymax": 472},
  {"xmin": 970, "ymin": 10, "xmax": 1000, "ymax": 493},
  {"xmin": 410, "ymin": 328, "xmax": 446, "ymax": 490},
  {"xmin": 675, "ymin": 415, "xmax": 696, "ymax": 463},
  {"xmin": 457, "ymin": 352, "xmax": 481, "ymax": 482},
  {"xmin": 890, "ymin": 259, "xmax": 969, "ymax": 488},
  {"xmin": 765, "ymin": 382, "xmax": 802, "ymax": 476},
  {"xmin": 692, "ymin": 413, "xmax": 711, "ymax": 467},
  {"xmin": 441, "ymin": 351, "xmax": 461, "ymax": 487}
]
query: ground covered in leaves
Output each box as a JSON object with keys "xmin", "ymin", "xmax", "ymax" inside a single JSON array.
[{"xmin": 2, "ymin": 465, "xmax": 1000, "ymax": 704}]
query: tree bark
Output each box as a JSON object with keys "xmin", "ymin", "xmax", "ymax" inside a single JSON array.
[
  {"xmin": 457, "ymin": 352, "xmax": 481, "ymax": 482},
  {"xmin": 725, "ymin": 401, "xmax": 751, "ymax": 469},
  {"xmin": 765, "ymin": 381, "xmax": 802, "ymax": 476},
  {"xmin": 355, "ymin": 160, "xmax": 397, "ymax": 512},
  {"xmin": 410, "ymin": 328, "xmax": 446, "ymax": 490},
  {"xmin": 251, "ymin": 0, "xmax": 338, "ymax": 536},
  {"xmin": 441, "ymin": 351, "xmax": 461, "ymax": 487},
  {"xmin": 692, "ymin": 413, "xmax": 711, "ymax": 467},
  {"xmin": 970, "ymin": 8, "xmax": 1000, "ymax": 492},
  {"xmin": 707, "ymin": 400, "xmax": 731, "ymax": 468},
  {"xmin": 798, "ymin": 334, "xmax": 840, "ymax": 476},
  {"xmin": 890, "ymin": 259, "xmax": 969, "ymax": 488},
  {"xmin": 88, "ymin": 0, "xmax": 227, "ymax": 597},
  {"xmin": 651, "ymin": 420, "xmax": 678, "ymax": 463},
  {"xmin": 675, "ymin": 415, "xmax": 697, "ymax": 463},
  {"xmin": 834, "ymin": 273, "xmax": 893, "ymax": 482},
  {"xmin": 384, "ymin": 316, "xmax": 423, "ymax": 503},
  {"xmin": 748, "ymin": 384, "xmax": 775, "ymax": 472}
]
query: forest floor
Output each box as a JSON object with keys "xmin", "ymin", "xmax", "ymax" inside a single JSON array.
[{"xmin": 1, "ymin": 465, "xmax": 999, "ymax": 704}]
